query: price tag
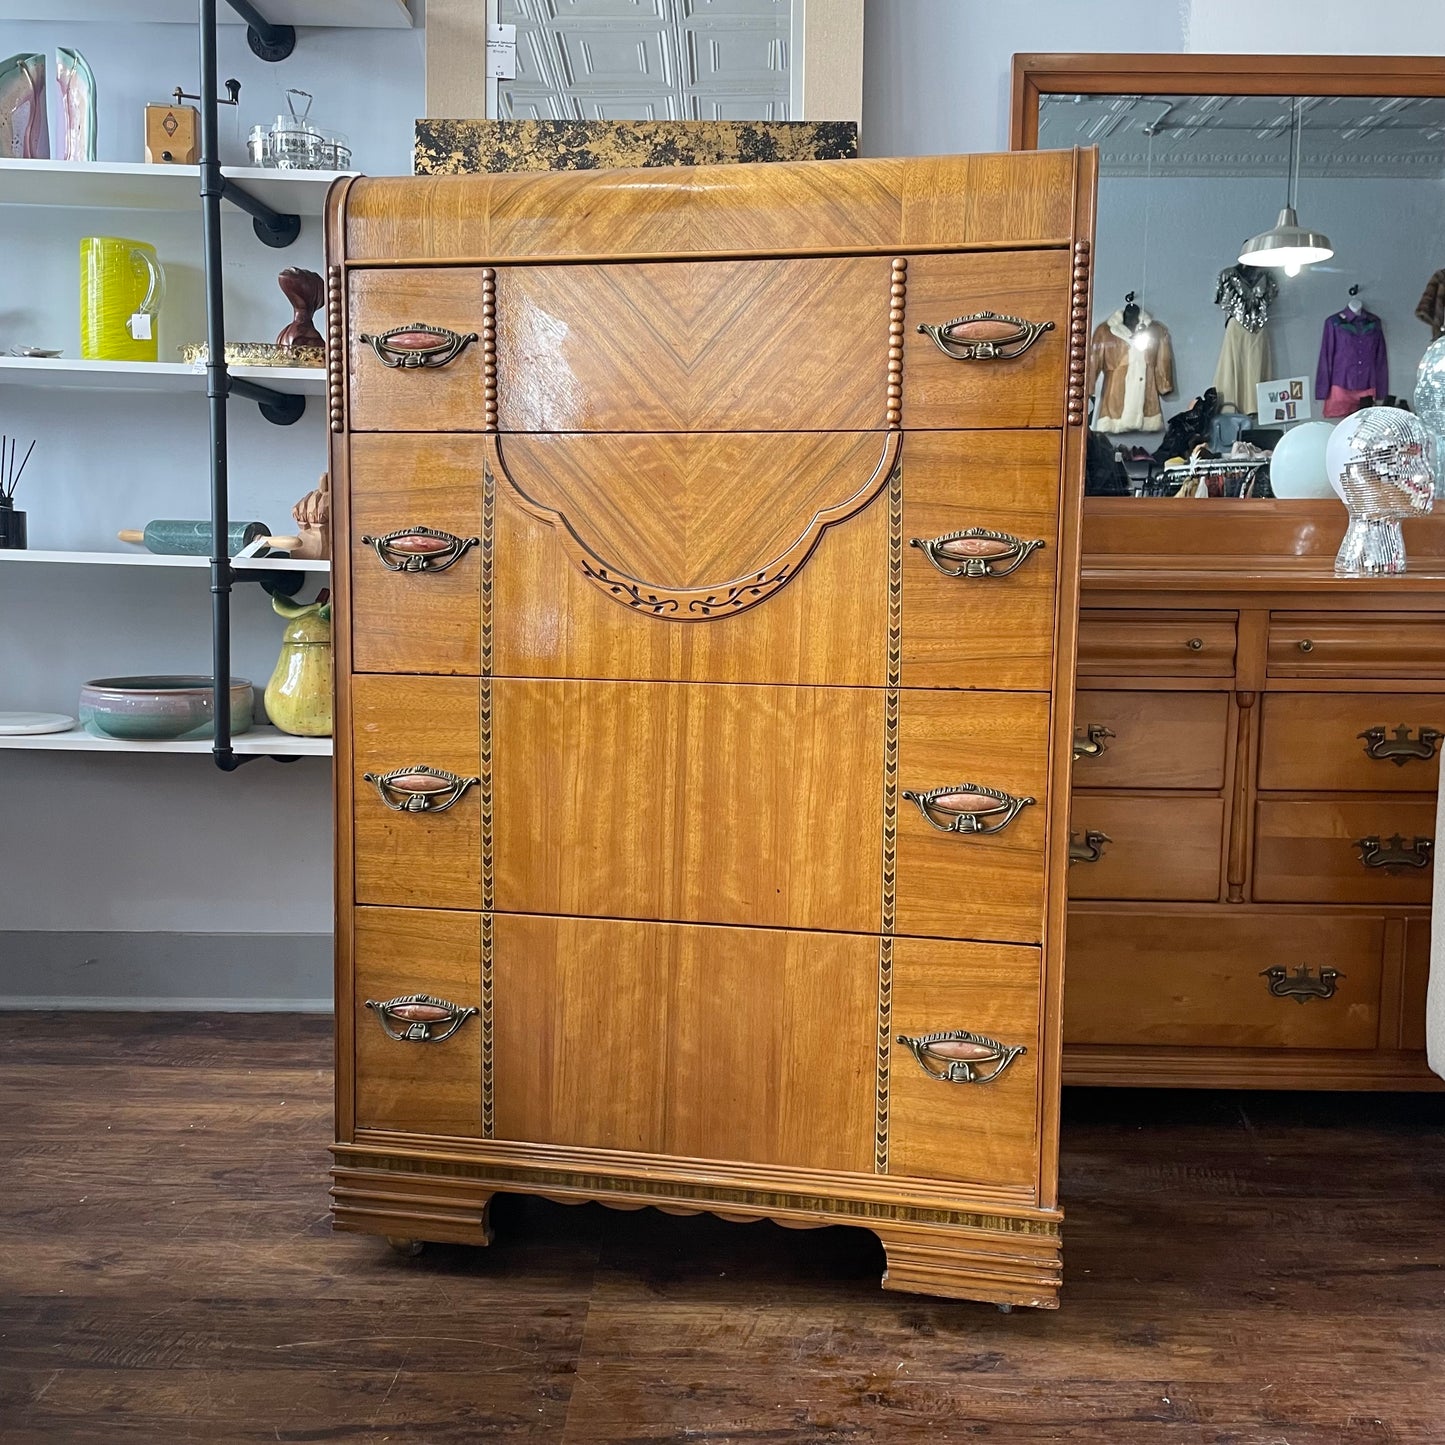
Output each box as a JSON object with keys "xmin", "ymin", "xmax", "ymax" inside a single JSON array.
[
  {"xmin": 128, "ymin": 312, "xmax": 153, "ymax": 341},
  {"xmin": 486, "ymin": 23, "xmax": 517, "ymax": 80}
]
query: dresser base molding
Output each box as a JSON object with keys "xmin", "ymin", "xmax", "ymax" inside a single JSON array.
[
  {"xmin": 331, "ymin": 1144, "xmax": 1063, "ymax": 1307},
  {"xmin": 1063, "ymin": 1046, "xmax": 1443, "ymax": 1091}
]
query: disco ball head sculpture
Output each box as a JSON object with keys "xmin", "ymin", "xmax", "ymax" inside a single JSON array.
[{"xmin": 1329, "ymin": 407, "xmax": 1435, "ymax": 576}]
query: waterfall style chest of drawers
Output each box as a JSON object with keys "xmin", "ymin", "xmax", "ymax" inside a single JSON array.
[{"xmin": 326, "ymin": 150, "xmax": 1097, "ymax": 1308}]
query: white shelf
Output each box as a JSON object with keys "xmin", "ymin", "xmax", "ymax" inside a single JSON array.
[
  {"xmin": 0, "ymin": 160, "xmax": 354, "ymax": 213},
  {"xmin": 0, "ymin": 0, "xmax": 412, "ymax": 26},
  {"xmin": 0, "ymin": 548, "xmax": 329, "ymax": 571},
  {"xmin": 0, "ymin": 724, "xmax": 332, "ymax": 756},
  {"xmin": 0, "ymin": 356, "xmax": 327, "ymax": 395}
]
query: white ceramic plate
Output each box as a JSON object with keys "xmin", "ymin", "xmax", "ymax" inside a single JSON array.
[{"xmin": 0, "ymin": 711, "xmax": 76, "ymax": 735}]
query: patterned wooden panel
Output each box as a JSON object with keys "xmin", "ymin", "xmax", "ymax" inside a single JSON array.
[
  {"xmin": 494, "ymin": 256, "xmax": 891, "ymax": 433},
  {"xmin": 490, "ymin": 678, "xmax": 885, "ymax": 932},
  {"xmin": 491, "ymin": 915, "xmax": 876, "ymax": 1171}
]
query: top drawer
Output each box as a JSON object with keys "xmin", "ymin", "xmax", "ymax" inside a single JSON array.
[
  {"xmin": 346, "ymin": 252, "xmax": 1070, "ymax": 434},
  {"xmin": 1078, "ymin": 611, "xmax": 1237, "ymax": 677},
  {"xmin": 1268, "ymin": 613, "xmax": 1445, "ymax": 678}
]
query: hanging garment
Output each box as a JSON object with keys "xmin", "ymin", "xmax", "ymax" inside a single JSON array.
[
  {"xmin": 1416, "ymin": 268, "xmax": 1445, "ymax": 341},
  {"xmin": 1316, "ymin": 307, "xmax": 1389, "ymax": 417},
  {"xmin": 1214, "ymin": 264, "xmax": 1276, "ymax": 333},
  {"xmin": 1089, "ymin": 308, "xmax": 1175, "ymax": 434},
  {"xmin": 1212, "ymin": 318, "xmax": 1271, "ymax": 415}
]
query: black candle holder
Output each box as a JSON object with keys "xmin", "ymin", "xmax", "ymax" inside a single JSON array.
[{"xmin": 0, "ymin": 499, "xmax": 26, "ymax": 550}]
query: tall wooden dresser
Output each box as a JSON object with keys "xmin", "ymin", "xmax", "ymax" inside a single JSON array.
[{"xmin": 326, "ymin": 149, "xmax": 1098, "ymax": 1308}]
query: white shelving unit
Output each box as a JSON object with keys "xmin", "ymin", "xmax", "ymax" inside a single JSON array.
[
  {"xmin": 0, "ymin": 0, "xmax": 412, "ymax": 26},
  {"xmin": 0, "ymin": 725, "xmax": 332, "ymax": 755},
  {"xmin": 0, "ymin": 356, "xmax": 326, "ymax": 396},
  {"xmin": 0, "ymin": 159, "xmax": 352, "ymax": 213},
  {"xmin": 0, "ymin": 549, "xmax": 329, "ymax": 571}
]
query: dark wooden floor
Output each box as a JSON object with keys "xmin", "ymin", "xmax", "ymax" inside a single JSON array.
[{"xmin": 2, "ymin": 1016, "xmax": 1444, "ymax": 1444}]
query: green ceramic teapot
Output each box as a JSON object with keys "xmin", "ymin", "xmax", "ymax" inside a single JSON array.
[{"xmin": 265, "ymin": 589, "xmax": 332, "ymax": 736}]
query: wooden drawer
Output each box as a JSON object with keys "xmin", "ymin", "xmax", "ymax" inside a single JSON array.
[
  {"xmin": 887, "ymin": 936, "xmax": 1041, "ymax": 1190},
  {"xmin": 1065, "ymin": 911, "xmax": 1383, "ymax": 1050},
  {"xmin": 902, "ymin": 250, "xmax": 1070, "ymax": 429},
  {"xmin": 352, "ymin": 675, "xmax": 481, "ymax": 911},
  {"xmin": 349, "ymin": 434, "xmax": 484, "ymax": 676},
  {"xmin": 1403, "ymin": 919, "xmax": 1432, "ymax": 1052},
  {"xmin": 1066, "ymin": 796, "xmax": 1224, "ymax": 901},
  {"xmin": 1254, "ymin": 800, "xmax": 1436, "ymax": 904},
  {"xmin": 1072, "ymin": 691, "xmax": 1230, "ymax": 790},
  {"xmin": 1267, "ymin": 613, "xmax": 1445, "ymax": 678},
  {"xmin": 1259, "ymin": 693, "xmax": 1445, "ymax": 791},
  {"xmin": 492, "ymin": 916, "xmax": 877, "ymax": 1173},
  {"xmin": 354, "ymin": 906, "xmax": 482, "ymax": 1137},
  {"xmin": 348, "ymin": 267, "xmax": 491, "ymax": 433},
  {"xmin": 894, "ymin": 689, "xmax": 1051, "ymax": 945},
  {"xmin": 1077, "ymin": 611, "xmax": 1237, "ymax": 677},
  {"xmin": 901, "ymin": 429, "xmax": 1060, "ymax": 692}
]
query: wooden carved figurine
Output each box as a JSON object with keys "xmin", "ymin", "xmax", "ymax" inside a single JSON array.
[
  {"xmin": 276, "ymin": 267, "xmax": 325, "ymax": 351},
  {"xmin": 289, "ymin": 472, "xmax": 330, "ymax": 561}
]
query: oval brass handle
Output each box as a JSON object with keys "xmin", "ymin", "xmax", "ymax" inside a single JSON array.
[
  {"xmin": 364, "ymin": 764, "xmax": 480, "ymax": 813},
  {"xmin": 1259, "ymin": 966, "xmax": 1342, "ymax": 1004},
  {"xmin": 896, "ymin": 1029, "xmax": 1026, "ymax": 1085},
  {"xmin": 1298, "ymin": 639, "xmax": 1315, "ymax": 653},
  {"xmin": 1068, "ymin": 828, "xmax": 1111, "ymax": 864},
  {"xmin": 365, "ymin": 992, "xmax": 478, "ymax": 1043},
  {"xmin": 359, "ymin": 322, "xmax": 478, "ymax": 369},
  {"xmin": 916, "ymin": 310, "xmax": 1055, "ymax": 362},
  {"xmin": 1073, "ymin": 723, "xmax": 1114, "ymax": 760},
  {"xmin": 362, "ymin": 526, "xmax": 480, "ymax": 573},
  {"xmin": 1359, "ymin": 725, "xmax": 1444, "ymax": 765},
  {"xmin": 909, "ymin": 528, "xmax": 1046, "ymax": 579},
  {"xmin": 1185, "ymin": 637, "xmax": 1204, "ymax": 651},
  {"xmin": 1354, "ymin": 833, "xmax": 1433, "ymax": 872},
  {"xmin": 901, "ymin": 783, "xmax": 1035, "ymax": 836}
]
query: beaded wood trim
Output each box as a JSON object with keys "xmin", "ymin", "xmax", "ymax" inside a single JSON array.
[
  {"xmin": 1066, "ymin": 240, "xmax": 1090, "ymax": 427},
  {"xmin": 482, "ymin": 267, "xmax": 498, "ymax": 430},
  {"xmin": 886, "ymin": 257, "xmax": 906, "ymax": 428},
  {"xmin": 327, "ymin": 265, "xmax": 345, "ymax": 433}
]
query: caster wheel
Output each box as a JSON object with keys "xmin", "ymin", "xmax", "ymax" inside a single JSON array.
[{"xmin": 386, "ymin": 1236, "xmax": 426, "ymax": 1257}]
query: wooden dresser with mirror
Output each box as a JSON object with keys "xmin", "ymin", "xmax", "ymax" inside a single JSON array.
[{"xmin": 1015, "ymin": 54, "xmax": 1445, "ymax": 1090}]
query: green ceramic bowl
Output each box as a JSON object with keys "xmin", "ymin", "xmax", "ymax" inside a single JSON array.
[{"xmin": 79, "ymin": 676, "xmax": 254, "ymax": 741}]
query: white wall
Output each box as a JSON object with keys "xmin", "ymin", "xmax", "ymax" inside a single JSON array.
[{"xmin": 1185, "ymin": 0, "xmax": 1445, "ymax": 54}]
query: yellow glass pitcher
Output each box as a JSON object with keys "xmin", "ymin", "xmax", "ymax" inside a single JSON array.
[{"xmin": 80, "ymin": 237, "xmax": 166, "ymax": 362}]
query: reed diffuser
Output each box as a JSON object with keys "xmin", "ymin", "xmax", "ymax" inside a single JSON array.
[{"xmin": 0, "ymin": 434, "xmax": 35, "ymax": 549}]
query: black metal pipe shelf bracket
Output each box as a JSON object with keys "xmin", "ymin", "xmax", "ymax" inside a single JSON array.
[
  {"xmin": 225, "ymin": 0, "xmax": 296, "ymax": 62},
  {"xmin": 222, "ymin": 176, "xmax": 302, "ymax": 249},
  {"xmin": 229, "ymin": 374, "xmax": 306, "ymax": 425}
]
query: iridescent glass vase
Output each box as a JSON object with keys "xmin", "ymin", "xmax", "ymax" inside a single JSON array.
[{"xmin": 1331, "ymin": 407, "xmax": 1434, "ymax": 576}]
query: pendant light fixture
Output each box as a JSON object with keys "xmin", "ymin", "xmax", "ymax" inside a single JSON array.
[{"xmin": 1239, "ymin": 96, "xmax": 1333, "ymax": 276}]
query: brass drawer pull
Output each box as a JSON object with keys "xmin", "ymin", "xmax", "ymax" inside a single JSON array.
[
  {"xmin": 1260, "ymin": 965, "xmax": 1342, "ymax": 1004},
  {"xmin": 1185, "ymin": 637, "xmax": 1204, "ymax": 651},
  {"xmin": 896, "ymin": 1029, "xmax": 1026, "ymax": 1085},
  {"xmin": 359, "ymin": 322, "xmax": 478, "ymax": 369},
  {"xmin": 902, "ymin": 783, "xmax": 1034, "ymax": 836},
  {"xmin": 364, "ymin": 763, "xmax": 479, "ymax": 813},
  {"xmin": 1297, "ymin": 639, "xmax": 1314, "ymax": 653},
  {"xmin": 910, "ymin": 527, "xmax": 1045, "ymax": 579},
  {"xmin": 362, "ymin": 525, "xmax": 480, "ymax": 573},
  {"xmin": 916, "ymin": 310, "xmax": 1055, "ymax": 362},
  {"xmin": 1073, "ymin": 723, "xmax": 1113, "ymax": 760},
  {"xmin": 366, "ymin": 992, "xmax": 478, "ymax": 1043},
  {"xmin": 1359, "ymin": 724, "xmax": 1444, "ymax": 765},
  {"xmin": 1355, "ymin": 833, "xmax": 1433, "ymax": 872},
  {"xmin": 1068, "ymin": 829, "xmax": 1110, "ymax": 864}
]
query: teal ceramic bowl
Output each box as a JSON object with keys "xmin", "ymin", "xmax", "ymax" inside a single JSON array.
[{"xmin": 79, "ymin": 675, "xmax": 254, "ymax": 741}]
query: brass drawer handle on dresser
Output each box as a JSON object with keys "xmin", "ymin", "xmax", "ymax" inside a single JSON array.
[
  {"xmin": 1259, "ymin": 966, "xmax": 1343, "ymax": 1004},
  {"xmin": 909, "ymin": 527, "xmax": 1046, "ymax": 579},
  {"xmin": 365, "ymin": 992, "xmax": 478, "ymax": 1043},
  {"xmin": 362, "ymin": 526, "xmax": 480, "ymax": 573},
  {"xmin": 1068, "ymin": 829, "xmax": 1111, "ymax": 864},
  {"xmin": 1072, "ymin": 723, "xmax": 1114, "ymax": 760},
  {"xmin": 895, "ymin": 1029, "xmax": 1027, "ymax": 1085},
  {"xmin": 359, "ymin": 323, "xmax": 478, "ymax": 369},
  {"xmin": 916, "ymin": 310, "xmax": 1055, "ymax": 362},
  {"xmin": 1354, "ymin": 833, "xmax": 1434, "ymax": 872},
  {"xmin": 901, "ymin": 783, "xmax": 1035, "ymax": 836},
  {"xmin": 1359, "ymin": 724, "xmax": 1444, "ymax": 765},
  {"xmin": 364, "ymin": 763, "xmax": 480, "ymax": 813}
]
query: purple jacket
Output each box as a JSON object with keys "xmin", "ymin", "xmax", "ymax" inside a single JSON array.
[{"xmin": 1315, "ymin": 308, "xmax": 1389, "ymax": 399}]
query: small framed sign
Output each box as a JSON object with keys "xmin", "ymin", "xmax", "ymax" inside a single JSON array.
[{"xmin": 1256, "ymin": 376, "xmax": 1312, "ymax": 424}]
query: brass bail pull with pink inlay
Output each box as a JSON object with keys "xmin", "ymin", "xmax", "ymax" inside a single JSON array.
[
  {"xmin": 359, "ymin": 322, "xmax": 478, "ymax": 369},
  {"xmin": 362, "ymin": 525, "xmax": 480, "ymax": 573},
  {"xmin": 363, "ymin": 763, "xmax": 480, "ymax": 814},
  {"xmin": 910, "ymin": 527, "xmax": 1045, "ymax": 579},
  {"xmin": 895, "ymin": 1029, "xmax": 1027, "ymax": 1085},
  {"xmin": 365, "ymin": 993, "xmax": 478, "ymax": 1043},
  {"xmin": 916, "ymin": 309, "xmax": 1055, "ymax": 362},
  {"xmin": 901, "ymin": 782, "xmax": 1034, "ymax": 836}
]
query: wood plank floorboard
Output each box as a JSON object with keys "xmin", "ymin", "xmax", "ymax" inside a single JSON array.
[{"xmin": 1, "ymin": 1012, "xmax": 1443, "ymax": 1443}]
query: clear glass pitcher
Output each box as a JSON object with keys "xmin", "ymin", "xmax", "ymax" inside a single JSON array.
[{"xmin": 79, "ymin": 237, "xmax": 166, "ymax": 362}]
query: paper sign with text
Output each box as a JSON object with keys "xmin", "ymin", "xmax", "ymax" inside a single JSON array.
[{"xmin": 1255, "ymin": 376, "xmax": 1312, "ymax": 424}]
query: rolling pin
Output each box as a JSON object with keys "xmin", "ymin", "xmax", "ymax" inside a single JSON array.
[{"xmin": 118, "ymin": 520, "xmax": 301, "ymax": 557}]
